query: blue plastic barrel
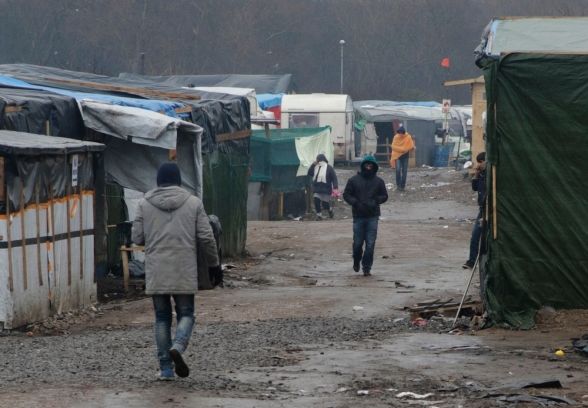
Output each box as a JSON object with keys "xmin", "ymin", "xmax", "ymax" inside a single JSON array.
[{"xmin": 433, "ymin": 143, "xmax": 455, "ymax": 167}]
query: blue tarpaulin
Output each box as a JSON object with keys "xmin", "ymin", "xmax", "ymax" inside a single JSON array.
[
  {"xmin": 0, "ymin": 75, "xmax": 186, "ymax": 117},
  {"xmin": 257, "ymin": 93, "xmax": 283, "ymax": 110}
]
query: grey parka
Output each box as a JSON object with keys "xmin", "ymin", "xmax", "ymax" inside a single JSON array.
[{"xmin": 132, "ymin": 186, "xmax": 219, "ymax": 295}]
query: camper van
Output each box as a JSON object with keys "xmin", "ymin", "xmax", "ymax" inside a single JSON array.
[{"xmin": 281, "ymin": 94, "xmax": 354, "ymax": 162}]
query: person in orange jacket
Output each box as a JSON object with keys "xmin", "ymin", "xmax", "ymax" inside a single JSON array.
[{"xmin": 389, "ymin": 126, "xmax": 415, "ymax": 191}]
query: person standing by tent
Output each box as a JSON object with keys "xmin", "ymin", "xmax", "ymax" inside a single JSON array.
[
  {"xmin": 390, "ymin": 125, "xmax": 415, "ymax": 191},
  {"xmin": 463, "ymin": 152, "xmax": 487, "ymax": 269},
  {"xmin": 343, "ymin": 155, "xmax": 388, "ymax": 276},
  {"xmin": 132, "ymin": 162, "xmax": 221, "ymax": 380},
  {"xmin": 308, "ymin": 153, "xmax": 339, "ymax": 220}
]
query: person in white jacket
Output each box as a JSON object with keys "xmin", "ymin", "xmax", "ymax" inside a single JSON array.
[{"xmin": 132, "ymin": 162, "xmax": 220, "ymax": 380}]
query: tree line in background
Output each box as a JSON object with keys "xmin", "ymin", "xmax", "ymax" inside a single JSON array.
[{"xmin": 0, "ymin": 0, "xmax": 587, "ymax": 104}]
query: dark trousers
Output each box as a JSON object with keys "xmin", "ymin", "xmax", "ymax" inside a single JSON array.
[
  {"xmin": 314, "ymin": 197, "xmax": 331, "ymax": 213},
  {"xmin": 468, "ymin": 209, "xmax": 483, "ymax": 264},
  {"xmin": 352, "ymin": 216, "xmax": 379, "ymax": 272},
  {"xmin": 395, "ymin": 153, "xmax": 409, "ymax": 190}
]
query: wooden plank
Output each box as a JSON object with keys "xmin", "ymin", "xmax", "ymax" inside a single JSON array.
[
  {"xmin": 4, "ymin": 105, "xmax": 22, "ymax": 113},
  {"xmin": 443, "ymin": 76, "xmax": 484, "ymax": 87},
  {"xmin": 174, "ymin": 106, "xmax": 193, "ymax": 114},
  {"xmin": 120, "ymin": 246, "xmax": 145, "ymax": 252},
  {"xmin": 215, "ymin": 129, "xmax": 252, "ymax": 143},
  {"xmin": 37, "ymin": 77, "xmax": 201, "ymax": 101}
]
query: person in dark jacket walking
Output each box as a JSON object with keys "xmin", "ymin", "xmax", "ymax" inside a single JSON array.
[
  {"xmin": 463, "ymin": 152, "xmax": 486, "ymax": 269},
  {"xmin": 132, "ymin": 162, "xmax": 220, "ymax": 380},
  {"xmin": 343, "ymin": 155, "xmax": 389, "ymax": 276},
  {"xmin": 307, "ymin": 153, "xmax": 338, "ymax": 220}
]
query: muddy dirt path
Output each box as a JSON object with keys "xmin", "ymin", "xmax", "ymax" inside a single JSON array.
[{"xmin": 1, "ymin": 167, "xmax": 587, "ymax": 407}]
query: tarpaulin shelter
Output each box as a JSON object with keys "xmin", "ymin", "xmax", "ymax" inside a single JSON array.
[
  {"xmin": 248, "ymin": 127, "xmax": 332, "ymax": 220},
  {"xmin": 0, "ymin": 64, "xmax": 252, "ymax": 257},
  {"xmin": 120, "ymin": 72, "xmax": 293, "ymax": 94},
  {"xmin": 354, "ymin": 101, "xmax": 470, "ymax": 166},
  {"xmin": 475, "ymin": 17, "xmax": 588, "ymax": 328},
  {"xmin": 0, "ymin": 131, "xmax": 104, "ymax": 329}
]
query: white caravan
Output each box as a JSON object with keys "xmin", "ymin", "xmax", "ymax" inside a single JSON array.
[{"xmin": 281, "ymin": 94, "xmax": 354, "ymax": 162}]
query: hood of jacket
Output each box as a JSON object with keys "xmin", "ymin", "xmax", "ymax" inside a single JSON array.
[
  {"xmin": 145, "ymin": 186, "xmax": 191, "ymax": 211},
  {"xmin": 360, "ymin": 154, "xmax": 379, "ymax": 176}
]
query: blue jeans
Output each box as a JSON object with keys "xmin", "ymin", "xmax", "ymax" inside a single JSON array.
[
  {"xmin": 353, "ymin": 217, "xmax": 379, "ymax": 272},
  {"xmin": 152, "ymin": 294, "xmax": 195, "ymax": 371},
  {"xmin": 468, "ymin": 209, "xmax": 483, "ymax": 264},
  {"xmin": 396, "ymin": 153, "xmax": 409, "ymax": 190}
]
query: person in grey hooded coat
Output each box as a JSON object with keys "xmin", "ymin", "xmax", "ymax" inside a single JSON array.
[{"xmin": 132, "ymin": 162, "xmax": 220, "ymax": 380}]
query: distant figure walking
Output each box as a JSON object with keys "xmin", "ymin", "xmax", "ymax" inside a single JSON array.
[
  {"xmin": 308, "ymin": 153, "xmax": 338, "ymax": 220},
  {"xmin": 390, "ymin": 126, "xmax": 415, "ymax": 191},
  {"xmin": 343, "ymin": 155, "xmax": 388, "ymax": 276},
  {"xmin": 463, "ymin": 152, "xmax": 487, "ymax": 269},
  {"xmin": 132, "ymin": 162, "xmax": 221, "ymax": 380}
]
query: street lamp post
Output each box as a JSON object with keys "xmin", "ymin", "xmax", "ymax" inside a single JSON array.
[{"xmin": 339, "ymin": 39, "xmax": 345, "ymax": 94}]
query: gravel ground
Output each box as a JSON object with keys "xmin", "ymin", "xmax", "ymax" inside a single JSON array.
[{"xmin": 0, "ymin": 314, "xmax": 478, "ymax": 401}]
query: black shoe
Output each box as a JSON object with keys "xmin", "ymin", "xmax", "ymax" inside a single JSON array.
[
  {"xmin": 353, "ymin": 261, "xmax": 360, "ymax": 272},
  {"xmin": 328, "ymin": 209, "xmax": 334, "ymax": 218},
  {"xmin": 169, "ymin": 349, "xmax": 190, "ymax": 378},
  {"xmin": 462, "ymin": 260, "xmax": 475, "ymax": 269},
  {"xmin": 363, "ymin": 270, "xmax": 371, "ymax": 276}
]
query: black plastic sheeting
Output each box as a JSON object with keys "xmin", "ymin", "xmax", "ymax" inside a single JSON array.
[
  {"xmin": 0, "ymin": 88, "xmax": 84, "ymax": 138},
  {"xmin": 120, "ymin": 72, "xmax": 293, "ymax": 94},
  {"xmin": 0, "ymin": 131, "xmax": 104, "ymax": 211},
  {"xmin": 189, "ymin": 98, "xmax": 251, "ymax": 257}
]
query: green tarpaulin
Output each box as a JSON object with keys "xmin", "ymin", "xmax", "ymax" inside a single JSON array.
[
  {"xmin": 481, "ymin": 53, "xmax": 588, "ymax": 328},
  {"xmin": 250, "ymin": 127, "xmax": 332, "ymax": 192}
]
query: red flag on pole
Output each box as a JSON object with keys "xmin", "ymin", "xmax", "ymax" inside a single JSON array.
[{"xmin": 440, "ymin": 57, "xmax": 450, "ymax": 68}]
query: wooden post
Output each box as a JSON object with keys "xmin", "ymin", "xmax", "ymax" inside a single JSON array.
[
  {"xmin": 48, "ymin": 180, "xmax": 57, "ymax": 307},
  {"xmin": 278, "ymin": 192, "xmax": 284, "ymax": 218},
  {"xmin": 6, "ymin": 180, "xmax": 13, "ymax": 291},
  {"xmin": 35, "ymin": 183, "xmax": 43, "ymax": 286},
  {"xmin": 120, "ymin": 246, "xmax": 144, "ymax": 292},
  {"xmin": 492, "ymin": 165, "xmax": 497, "ymax": 240},
  {"xmin": 120, "ymin": 245, "xmax": 129, "ymax": 292},
  {"xmin": 19, "ymin": 182, "xmax": 27, "ymax": 290},
  {"xmin": 66, "ymin": 178, "xmax": 72, "ymax": 287},
  {"xmin": 79, "ymin": 169, "xmax": 84, "ymax": 280}
]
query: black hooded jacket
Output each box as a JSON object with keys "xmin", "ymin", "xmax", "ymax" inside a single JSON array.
[{"xmin": 343, "ymin": 157, "xmax": 388, "ymax": 218}]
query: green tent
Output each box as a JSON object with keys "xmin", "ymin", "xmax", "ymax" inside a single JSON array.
[{"xmin": 476, "ymin": 17, "xmax": 588, "ymax": 328}]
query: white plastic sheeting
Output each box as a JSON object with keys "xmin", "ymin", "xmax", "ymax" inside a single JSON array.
[
  {"xmin": 81, "ymin": 100, "xmax": 197, "ymax": 149},
  {"xmin": 483, "ymin": 17, "xmax": 588, "ymax": 57}
]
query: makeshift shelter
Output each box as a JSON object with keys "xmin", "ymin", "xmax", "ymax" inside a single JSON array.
[
  {"xmin": 475, "ymin": 17, "xmax": 588, "ymax": 328},
  {"xmin": 354, "ymin": 101, "xmax": 470, "ymax": 167},
  {"xmin": 0, "ymin": 64, "xmax": 252, "ymax": 258},
  {"xmin": 248, "ymin": 127, "xmax": 332, "ymax": 220},
  {"xmin": 0, "ymin": 131, "xmax": 104, "ymax": 329}
]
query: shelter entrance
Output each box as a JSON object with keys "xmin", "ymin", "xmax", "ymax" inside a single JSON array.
[{"xmin": 373, "ymin": 122, "xmax": 394, "ymax": 164}]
